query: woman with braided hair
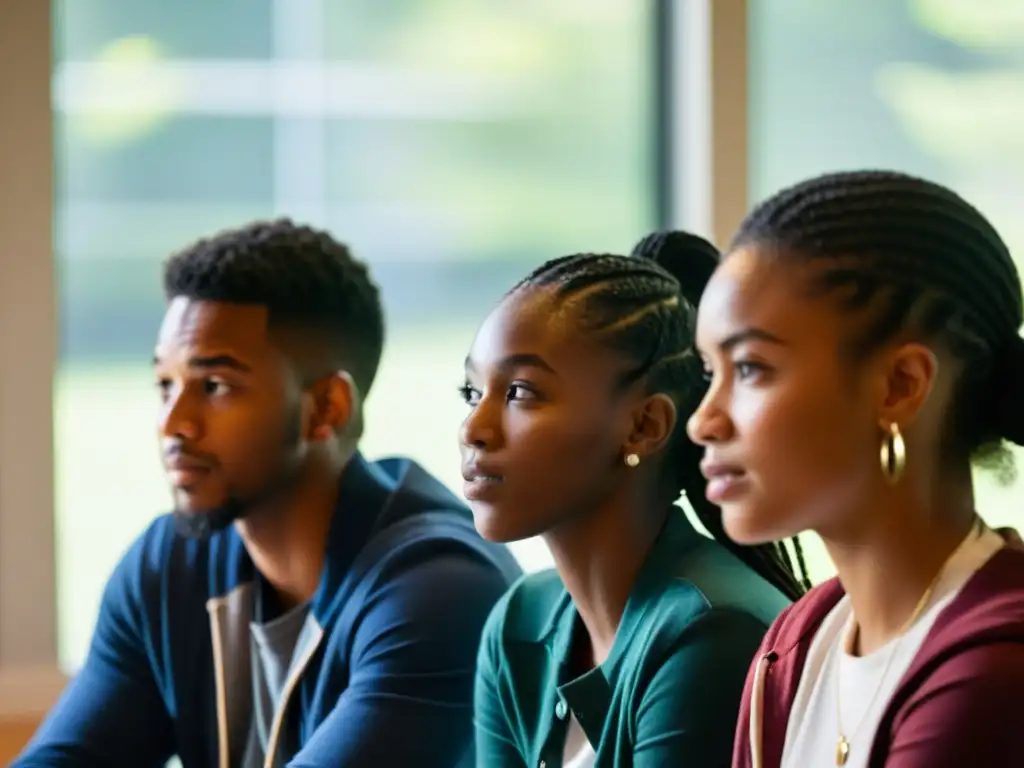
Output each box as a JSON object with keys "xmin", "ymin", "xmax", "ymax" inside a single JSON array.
[
  {"xmin": 461, "ymin": 231, "xmax": 805, "ymax": 767},
  {"xmin": 687, "ymin": 170, "xmax": 1024, "ymax": 768}
]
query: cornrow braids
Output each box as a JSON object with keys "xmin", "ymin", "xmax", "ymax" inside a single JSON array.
[
  {"xmin": 733, "ymin": 170, "xmax": 1024, "ymax": 473},
  {"xmin": 511, "ymin": 234, "xmax": 809, "ymax": 601}
]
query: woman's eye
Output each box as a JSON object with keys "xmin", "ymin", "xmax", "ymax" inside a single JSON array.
[
  {"xmin": 734, "ymin": 361, "xmax": 765, "ymax": 381},
  {"xmin": 458, "ymin": 384, "xmax": 481, "ymax": 406}
]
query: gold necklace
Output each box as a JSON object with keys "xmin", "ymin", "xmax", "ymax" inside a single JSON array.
[{"xmin": 834, "ymin": 518, "xmax": 982, "ymax": 766}]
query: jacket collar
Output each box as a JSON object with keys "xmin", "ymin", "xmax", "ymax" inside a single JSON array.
[
  {"xmin": 310, "ymin": 452, "xmax": 469, "ymax": 617},
  {"xmin": 542, "ymin": 507, "xmax": 705, "ymax": 668},
  {"xmin": 766, "ymin": 533, "xmax": 1024, "ymax": 664},
  {"xmin": 309, "ymin": 452, "xmax": 394, "ymax": 616},
  {"xmin": 742, "ymin": 532, "xmax": 1024, "ymax": 768},
  {"xmin": 206, "ymin": 453, "xmax": 470, "ymax": 615}
]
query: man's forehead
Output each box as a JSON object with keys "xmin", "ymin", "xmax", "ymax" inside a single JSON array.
[{"xmin": 158, "ymin": 297, "xmax": 271, "ymax": 348}]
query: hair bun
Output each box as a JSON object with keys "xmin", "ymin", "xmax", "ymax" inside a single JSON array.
[
  {"xmin": 630, "ymin": 230, "xmax": 720, "ymax": 307},
  {"xmin": 992, "ymin": 333, "xmax": 1024, "ymax": 446}
]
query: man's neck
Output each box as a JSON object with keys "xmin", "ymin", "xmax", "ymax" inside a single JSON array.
[{"xmin": 236, "ymin": 464, "xmax": 342, "ymax": 610}]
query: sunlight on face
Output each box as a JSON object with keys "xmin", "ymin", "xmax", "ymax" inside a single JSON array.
[
  {"xmin": 459, "ymin": 289, "xmax": 632, "ymax": 542},
  {"xmin": 687, "ymin": 247, "xmax": 882, "ymax": 544}
]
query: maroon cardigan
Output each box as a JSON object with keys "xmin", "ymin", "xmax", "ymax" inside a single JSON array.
[{"xmin": 732, "ymin": 535, "xmax": 1024, "ymax": 768}]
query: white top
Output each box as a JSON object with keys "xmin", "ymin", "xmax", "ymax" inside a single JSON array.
[
  {"xmin": 563, "ymin": 713, "xmax": 597, "ymax": 768},
  {"xmin": 780, "ymin": 526, "xmax": 1004, "ymax": 768}
]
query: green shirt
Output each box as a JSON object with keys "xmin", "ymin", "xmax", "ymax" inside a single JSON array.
[{"xmin": 474, "ymin": 509, "xmax": 791, "ymax": 768}]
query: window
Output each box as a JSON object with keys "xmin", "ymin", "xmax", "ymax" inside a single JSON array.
[
  {"xmin": 54, "ymin": 0, "xmax": 658, "ymax": 671},
  {"xmin": 750, "ymin": 0, "xmax": 1024, "ymax": 581}
]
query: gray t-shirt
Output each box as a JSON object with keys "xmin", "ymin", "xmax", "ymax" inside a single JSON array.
[{"xmin": 242, "ymin": 600, "xmax": 311, "ymax": 768}]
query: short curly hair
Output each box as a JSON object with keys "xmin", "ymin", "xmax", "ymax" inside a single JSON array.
[{"xmin": 162, "ymin": 218, "xmax": 385, "ymax": 405}]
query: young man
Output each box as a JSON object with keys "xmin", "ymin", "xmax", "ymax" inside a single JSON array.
[{"xmin": 15, "ymin": 220, "xmax": 522, "ymax": 768}]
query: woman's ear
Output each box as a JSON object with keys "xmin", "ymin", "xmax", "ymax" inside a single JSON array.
[
  {"xmin": 875, "ymin": 342, "xmax": 939, "ymax": 428},
  {"xmin": 622, "ymin": 392, "xmax": 677, "ymax": 462}
]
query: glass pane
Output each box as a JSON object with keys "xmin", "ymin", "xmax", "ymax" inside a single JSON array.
[
  {"xmin": 54, "ymin": 0, "xmax": 655, "ymax": 672},
  {"xmin": 750, "ymin": 0, "xmax": 1024, "ymax": 582}
]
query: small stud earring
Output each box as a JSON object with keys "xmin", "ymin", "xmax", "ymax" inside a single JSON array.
[{"xmin": 624, "ymin": 453, "xmax": 640, "ymax": 468}]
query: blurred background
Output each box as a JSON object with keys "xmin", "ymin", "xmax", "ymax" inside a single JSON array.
[{"xmin": 2, "ymin": 0, "xmax": 1023, "ymax": 757}]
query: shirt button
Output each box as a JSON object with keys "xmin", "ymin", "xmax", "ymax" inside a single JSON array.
[{"xmin": 555, "ymin": 699, "xmax": 568, "ymax": 720}]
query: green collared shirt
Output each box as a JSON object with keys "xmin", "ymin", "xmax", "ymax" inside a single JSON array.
[{"xmin": 474, "ymin": 509, "xmax": 791, "ymax": 768}]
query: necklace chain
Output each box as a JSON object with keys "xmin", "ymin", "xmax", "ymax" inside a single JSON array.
[{"xmin": 834, "ymin": 517, "xmax": 982, "ymax": 766}]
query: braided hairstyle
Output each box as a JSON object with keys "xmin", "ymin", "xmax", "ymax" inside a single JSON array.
[
  {"xmin": 732, "ymin": 170, "xmax": 1024, "ymax": 476},
  {"xmin": 510, "ymin": 231, "xmax": 809, "ymax": 601}
]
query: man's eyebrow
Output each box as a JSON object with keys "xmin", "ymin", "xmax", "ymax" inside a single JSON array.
[{"xmin": 152, "ymin": 354, "xmax": 252, "ymax": 373}]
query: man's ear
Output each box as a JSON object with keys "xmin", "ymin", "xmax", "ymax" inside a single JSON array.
[
  {"xmin": 621, "ymin": 392, "xmax": 677, "ymax": 462},
  {"xmin": 306, "ymin": 370, "xmax": 357, "ymax": 442}
]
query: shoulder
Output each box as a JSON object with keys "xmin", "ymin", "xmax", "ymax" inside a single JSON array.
[
  {"xmin": 896, "ymin": 545, "xmax": 1024, "ymax": 707},
  {"xmin": 103, "ymin": 515, "xmax": 179, "ymax": 602},
  {"xmin": 351, "ymin": 505, "xmax": 522, "ymax": 598},
  {"xmin": 918, "ymin": 640, "xmax": 1024, "ymax": 693},
  {"xmin": 629, "ymin": 602, "xmax": 775, "ymax": 692},
  {"xmin": 900, "ymin": 543, "xmax": 1024, "ymax": 677},
  {"xmin": 352, "ymin": 458, "xmax": 522, "ymax": 582},
  {"xmin": 920, "ymin": 641, "xmax": 1024, "ymax": 712},
  {"xmin": 884, "ymin": 642, "xmax": 1024, "ymax": 764},
  {"xmin": 874, "ymin": 545, "xmax": 1024, "ymax": 762},
  {"xmin": 475, "ymin": 570, "xmax": 565, "ymax": 698},
  {"xmin": 91, "ymin": 514, "xmax": 201, "ymax": 653},
  {"xmin": 480, "ymin": 569, "xmax": 566, "ymax": 646},
  {"xmin": 757, "ymin": 577, "xmax": 845, "ymax": 654},
  {"xmin": 939, "ymin": 542, "xmax": 1024, "ymax": 630},
  {"xmin": 103, "ymin": 514, "xmax": 250, "ymax": 613},
  {"xmin": 345, "ymin": 543, "xmax": 518, "ymax": 653},
  {"xmin": 651, "ymin": 535, "xmax": 793, "ymax": 633},
  {"xmin": 629, "ymin": 607, "xmax": 776, "ymax": 747},
  {"xmin": 637, "ymin": 549, "xmax": 840, "ymax": 674},
  {"xmin": 360, "ymin": 545, "xmax": 516, "ymax": 611}
]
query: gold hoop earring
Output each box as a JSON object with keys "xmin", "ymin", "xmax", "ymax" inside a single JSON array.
[
  {"xmin": 624, "ymin": 453, "xmax": 640, "ymax": 468},
  {"xmin": 880, "ymin": 422, "xmax": 906, "ymax": 485}
]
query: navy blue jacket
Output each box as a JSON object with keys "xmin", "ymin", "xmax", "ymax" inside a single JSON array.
[{"xmin": 15, "ymin": 454, "xmax": 522, "ymax": 767}]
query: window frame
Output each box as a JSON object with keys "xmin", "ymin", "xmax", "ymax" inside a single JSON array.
[
  {"xmin": 0, "ymin": 0, "xmax": 750, "ymax": 720},
  {"xmin": 659, "ymin": 0, "xmax": 750, "ymax": 244},
  {"xmin": 0, "ymin": 0, "xmax": 68, "ymax": 719}
]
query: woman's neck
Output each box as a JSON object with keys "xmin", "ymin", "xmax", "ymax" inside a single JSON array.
[
  {"xmin": 543, "ymin": 494, "xmax": 668, "ymax": 667},
  {"xmin": 821, "ymin": 475, "xmax": 976, "ymax": 655}
]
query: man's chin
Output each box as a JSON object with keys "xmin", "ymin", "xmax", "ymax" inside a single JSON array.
[{"xmin": 172, "ymin": 501, "xmax": 244, "ymax": 540}]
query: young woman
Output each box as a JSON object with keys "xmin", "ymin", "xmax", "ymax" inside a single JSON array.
[
  {"xmin": 687, "ymin": 170, "xmax": 1024, "ymax": 768},
  {"xmin": 461, "ymin": 230, "xmax": 809, "ymax": 767}
]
